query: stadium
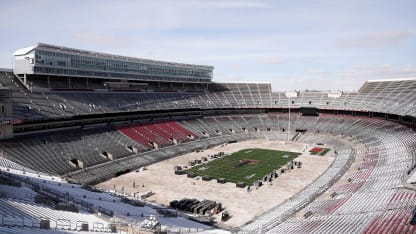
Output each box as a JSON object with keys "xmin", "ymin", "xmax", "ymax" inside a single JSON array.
[{"xmin": 0, "ymin": 41, "xmax": 415, "ymax": 234}]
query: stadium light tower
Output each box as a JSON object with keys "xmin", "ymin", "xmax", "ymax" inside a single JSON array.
[{"xmin": 285, "ymin": 91, "xmax": 298, "ymax": 142}]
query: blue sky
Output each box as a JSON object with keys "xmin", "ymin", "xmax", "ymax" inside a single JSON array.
[{"xmin": 0, "ymin": 0, "xmax": 415, "ymax": 91}]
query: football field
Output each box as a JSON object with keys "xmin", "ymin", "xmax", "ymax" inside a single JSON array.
[
  {"xmin": 98, "ymin": 139, "xmax": 334, "ymax": 227},
  {"xmin": 185, "ymin": 148, "xmax": 301, "ymax": 185}
]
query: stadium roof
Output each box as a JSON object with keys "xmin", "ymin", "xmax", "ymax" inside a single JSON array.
[
  {"xmin": 218, "ymin": 81, "xmax": 271, "ymax": 84},
  {"xmin": 12, "ymin": 45, "xmax": 37, "ymax": 56}
]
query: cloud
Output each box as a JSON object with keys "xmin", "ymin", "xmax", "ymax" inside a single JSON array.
[
  {"xmin": 255, "ymin": 64, "xmax": 416, "ymax": 91},
  {"xmin": 258, "ymin": 57, "xmax": 286, "ymax": 65},
  {"xmin": 338, "ymin": 31, "xmax": 414, "ymax": 48},
  {"xmin": 338, "ymin": 64, "xmax": 416, "ymax": 80},
  {"xmin": 229, "ymin": 64, "xmax": 244, "ymax": 70},
  {"xmin": 1, "ymin": 1, "xmax": 415, "ymax": 92},
  {"xmin": 199, "ymin": 0, "xmax": 269, "ymax": 9},
  {"xmin": 71, "ymin": 32, "xmax": 126, "ymax": 47},
  {"xmin": 306, "ymin": 69, "xmax": 328, "ymax": 75}
]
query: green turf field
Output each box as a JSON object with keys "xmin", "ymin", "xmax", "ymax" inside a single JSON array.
[
  {"xmin": 185, "ymin": 148, "xmax": 301, "ymax": 185},
  {"xmin": 319, "ymin": 148, "xmax": 331, "ymax": 156}
]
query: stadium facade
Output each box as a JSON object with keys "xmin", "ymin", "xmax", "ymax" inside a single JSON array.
[{"xmin": 12, "ymin": 43, "xmax": 213, "ymax": 90}]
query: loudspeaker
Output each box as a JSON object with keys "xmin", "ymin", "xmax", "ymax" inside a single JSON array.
[
  {"xmin": 40, "ymin": 220, "xmax": 50, "ymax": 229},
  {"xmin": 81, "ymin": 223, "xmax": 89, "ymax": 231}
]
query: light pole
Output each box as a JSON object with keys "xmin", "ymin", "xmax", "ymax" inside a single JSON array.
[
  {"xmin": 287, "ymin": 95, "xmax": 291, "ymax": 142},
  {"xmin": 285, "ymin": 91, "xmax": 297, "ymax": 143}
]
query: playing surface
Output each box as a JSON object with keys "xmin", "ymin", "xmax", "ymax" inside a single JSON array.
[
  {"xmin": 185, "ymin": 148, "xmax": 301, "ymax": 185},
  {"xmin": 97, "ymin": 139, "xmax": 334, "ymax": 227}
]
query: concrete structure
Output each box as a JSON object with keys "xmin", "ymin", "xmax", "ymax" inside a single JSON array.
[{"xmin": 13, "ymin": 43, "xmax": 213, "ymax": 85}]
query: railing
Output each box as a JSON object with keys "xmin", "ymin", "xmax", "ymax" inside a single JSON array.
[
  {"xmin": 0, "ymin": 173, "xmax": 114, "ymax": 232},
  {"xmin": 0, "ymin": 214, "xmax": 112, "ymax": 232}
]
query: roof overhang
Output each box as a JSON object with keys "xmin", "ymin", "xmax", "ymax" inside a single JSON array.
[{"xmin": 12, "ymin": 45, "xmax": 37, "ymax": 56}]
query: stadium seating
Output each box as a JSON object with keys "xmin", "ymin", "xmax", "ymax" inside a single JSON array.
[
  {"xmin": 0, "ymin": 176, "xmax": 110, "ymax": 231},
  {"xmin": 3, "ymin": 71, "xmax": 416, "ymax": 120},
  {"xmin": 0, "ymin": 127, "xmax": 145, "ymax": 175},
  {"xmin": 2, "ymin": 69, "xmax": 416, "ymax": 233},
  {"xmin": 0, "ymin": 170, "xmax": 213, "ymax": 233},
  {"xmin": 238, "ymin": 115, "xmax": 416, "ymax": 233},
  {"xmin": 118, "ymin": 121, "xmax": 198, "ymax": 149}
]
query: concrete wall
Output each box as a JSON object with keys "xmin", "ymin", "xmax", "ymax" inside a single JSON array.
[{"xmin": 13, "ymin": 52, "xmax": 35, "ymax": 75}]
